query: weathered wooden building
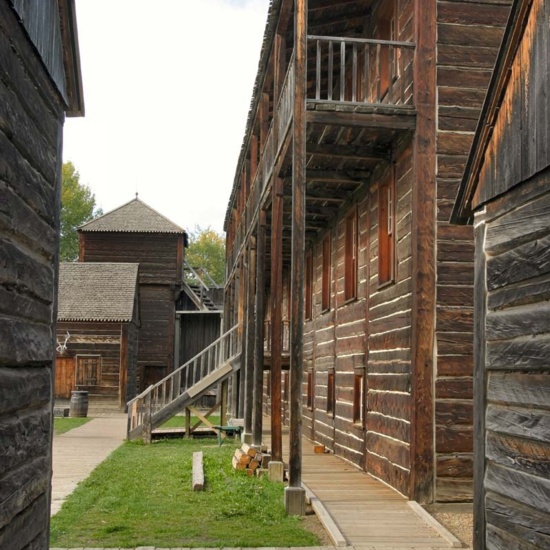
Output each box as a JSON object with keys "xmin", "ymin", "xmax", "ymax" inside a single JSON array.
[
  {"xmin": 79, "ymin": 197, "xmax": 187, "ymax": 391},
  {"xmin": 55, "ymin": 262, "xmax": 139, "ymax": 408},
  {"xmin": 222, "ymin": 0, "xmax": 512, "ymax": 506},
  {"xmin": 0, "ymin": 0, "xmax": 83, "ymax": 546},
  {"xmin": 452, "ymin": 0, "xmax": 550, "ymax": 547}
]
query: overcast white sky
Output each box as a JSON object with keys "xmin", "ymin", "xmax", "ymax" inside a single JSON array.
[{"xmin": 63, "ymin": 0, "xmax": 270, "ymax": 234}]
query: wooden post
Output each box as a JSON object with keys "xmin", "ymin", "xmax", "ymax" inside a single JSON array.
[
  {"xmin": 270, "ymin": 177, "xmax": 284, "ymax": 462},
  {"xmin": 143, "ymin": 393, "xmax": 152, "ymax": 444},
  {"xmin": 473, "ymin": 221, "xmax": 487, "ymax": 549},
  {"xmin": 220, "ymin": 378, "xmax": 228, "ymax": 426},
  {"xmin": 253, "ymin": 211, "xmax": 267, "ymax": 446},
  {"xmin": 244, "ymin": 238, "xmax": 257, "ymax": 440},
  {"xmin": 288, "ymin": 0, "xmax": 307, "ymax": 495},
  {"xmin": 185, "ymin": 407, "xmax": 191, "ymax": 438},
  {"xmin": 238, "ymin": 261, "xmax": 246, "ymax": 418},
  {"xmin": 410, "ymin": 0, "xmax": 436, "ymax": 504}
]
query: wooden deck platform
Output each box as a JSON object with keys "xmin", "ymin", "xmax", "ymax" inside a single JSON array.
[{"xmin": 276, "ymin": 427, "xmax": 458, "ymax": 548}]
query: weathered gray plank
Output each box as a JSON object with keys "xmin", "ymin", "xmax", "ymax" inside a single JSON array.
[
  {"xmin": 0, "ymin": 367, "xmax": 51, "ymax": 415},
  {"xmin": 486, "ymin": 430, "xmax": 550, "ymax": 478},
  {"xmin": 0, "ymin": 317, "xmax": 53, "ymax": 366},
  {"xmin": 486, "ymin": 490, "xmax": 550, "ymax": 549},
  {"xmin": 487, "ymin": 234, "xmax": 550, "ymax": 291},
  {"xmin": 487, "ymin": 371, "xmax": 550, "ymax": 409},
  {"xmin": 485, "ymin": 189, "xmax": 550, "ymax": 254},
  {"xmin": 485, "ymin": 461, "xmax": 550, "ymax": 514},
  {"xmin": 0, "ymin": 408, "xmax": 50, "ymax": 477},
  {"xmin": 486, "ymin": 404, "xmax": 550, "ymax": 443},
  {"xmin": 486, "ymin": 301, "xmax": 550, "ymax": 341},
  {"xmin": 487, "ymin": 333, "xmax": 550, "ymax": 370}
]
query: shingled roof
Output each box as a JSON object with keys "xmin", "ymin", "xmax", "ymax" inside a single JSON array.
[
  {"xmin": 58, "ymin": 262, "xmax": 139, "ymax": 322},
  {"xmin": 79, "ymin": 197, "xmax": 186, "ymax": 234}
]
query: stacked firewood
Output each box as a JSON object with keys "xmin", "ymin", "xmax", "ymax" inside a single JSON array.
[{"xmin": 231, "ymin": 443, "xmax": 270, "ymax": 476}]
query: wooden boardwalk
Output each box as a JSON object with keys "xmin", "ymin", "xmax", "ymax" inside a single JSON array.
[{"xmin": 275, "ymin": 427, "xmax": 455, "ymax": 548}]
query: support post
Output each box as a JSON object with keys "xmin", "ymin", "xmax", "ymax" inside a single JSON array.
[
  {"xmin": 270, "ymin": 177, "xmax": 284, "ymax": 462},
  {"xmin": 220, "ymin": 379, "xmax": 228, "ymax": 426},
  {"xmin": 286, "ymin": 0, "xmax": 307, "ymax": 516},
  {"xmin": 410, "ymin": 0, "xmax": 437, "ymax": 504},
  {"xmin": 253, "ymin": 211, "xmax": 267, "ymax": 446},
  {"xmin": 244, "ymin": 238, "xmax": 256, "ymax": 443}
]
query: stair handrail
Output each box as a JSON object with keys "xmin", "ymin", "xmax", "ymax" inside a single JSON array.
[
  {"xmin": 127, "ymin": 323, "xmax": 241, "ymax": 438},
  {"xmin": 183, "ymin": 260, "xmax": 211, "ymax": 292}
]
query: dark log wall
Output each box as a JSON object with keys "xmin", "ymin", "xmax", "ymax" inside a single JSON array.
[
  {"xmin": 435, "ymin": 0, "xmax": 511, "ymax": 501},
  {"xmin": 471, "ymin": 4, "xmax": 550, "ymax": 546},
  {"xmin": 81, "ymin": 233, "xmax": 183, "ymax": 284},
  {"xmin": 0, "ymin": 1, "xmax": 66, "ymax": 546},
  {"xmin": 81, "ymin": 232, "xmax": 183, "ymax": 389},
  {"xmin": 477, "ymin": 170, "xmax": 550, "ymax": 550}
]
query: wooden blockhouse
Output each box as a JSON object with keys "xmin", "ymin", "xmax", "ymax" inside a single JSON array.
[
  {"xmin": 55, "ymin": 262, "xmax": 139, "ymax": 409},
  {"xmin": 222, "ymin": 0, "xmax": 513, "ymax": 504},
  {"xmin": 0, "ymin": 0, "xmax": 83, "ymax": 546},
  {"xmin": 452, "ymin": 0, "xmax": 550, "ymax": 547},
  {"xmin": 78, "ymin": 197, "xmax": 188, "ymax": 392}
]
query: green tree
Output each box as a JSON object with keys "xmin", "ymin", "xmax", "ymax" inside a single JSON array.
[
  {"xmin": 60, "ymin": 162, "xmax": 102, "ymax": 261},
  {"xmin": 185, "ymin": 225, "xmax": 226, "ymax": 285}
]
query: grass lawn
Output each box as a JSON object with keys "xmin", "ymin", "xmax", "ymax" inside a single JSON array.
[
  {"xmin": 50, "ymin": 438, "xmax": 321, "ymax": 548},
  {"xmin": 53, "ymin": 417, "xmax": 92, "ymax": 435}
]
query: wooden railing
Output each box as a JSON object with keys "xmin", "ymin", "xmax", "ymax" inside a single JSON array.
[
  {"xmin": 127, "ymin": 323, "xmax": 241, "ymax": 439},
  {"xmin": 264, "ymin": 320, "xmax": 291, "ymax": 354},
  {"xmin": 308, "ymin": 35, "xmax": 415, "ymax": 106}
]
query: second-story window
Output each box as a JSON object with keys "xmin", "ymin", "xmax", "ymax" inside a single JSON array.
[
  {"xmin": 322, "ymin": 233, "xmax": 331, "ymax": 311},
  {"xmin": 378, "ymin": 173, "xmax": 395, "ymax": 286},
  {"xmin": 344, "ymin": 208, "xmax": 358, "ymax": 302}
]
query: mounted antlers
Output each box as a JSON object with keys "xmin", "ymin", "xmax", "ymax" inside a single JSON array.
[{"xmin": 56, "ymin": 331, "xmax": 70, "ymax": 354}]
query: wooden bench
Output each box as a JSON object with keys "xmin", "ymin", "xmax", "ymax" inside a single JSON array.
[{"xmin": 213, "ymin": 425, "xmax": 243, "ymax": 446}]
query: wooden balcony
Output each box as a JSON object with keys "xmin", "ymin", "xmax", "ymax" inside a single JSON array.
[{"xmin": 227, "ymin": 36, "xmax": 415, "ymax": 275}]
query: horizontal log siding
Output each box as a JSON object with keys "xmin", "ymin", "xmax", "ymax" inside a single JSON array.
[
  {"xmin": 81, "ymin": 232, "xmax": 182, "ymax": 284},
  {"xmin": 366, "ymin": 144, "xmax": 413, "ymax": 496},
  {"xmin": 480, "ymin": 174, "xmax": 550, "ymax": 550},
  {"xmin": 435, "ymin": 0, "xmax": 511, "ymax": 502},
  {"xmin": 56, "ymin": 321, "xmax": 123, "ymax": 398},
  {"xmin": 0, "ymin": 2, "xmax": 66, "ymax": 546}
]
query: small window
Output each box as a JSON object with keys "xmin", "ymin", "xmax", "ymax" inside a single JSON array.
[
  {"xmin": 378, "ymin": 174, "xmax": 395, "ymax": 285},
  {"xmin": 322, "ymin": 233, "xmax": 331, "ymax": 311},
  {"xmin": 307, "ymin": 370, "xmax": 314, "ymax": 410},
  {"xmin": 353, "ymin": 372, "xmax": 365, "ymax": 426},
  {"xmin": 76, "ymin": 355, "xmax": 101, "ymax": 386},
  {"xmin": 327, "ymin": 370, "xmax": 335, "ymax": 417},
  {"xmin": 305, "ymin": 252, "xmax": 313, "ymax": 320},
  {"xmin": 344, "ymin": 209, "xmax": 358, "ymax": 301}
]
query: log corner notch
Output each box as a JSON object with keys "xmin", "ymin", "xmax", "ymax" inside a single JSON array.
[{"xmin": 410, "ymin": 0, "xmax": 437, "ymax": 504}]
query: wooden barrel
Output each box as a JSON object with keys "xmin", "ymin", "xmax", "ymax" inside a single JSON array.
[{"xmin": 70, "ymin": 390, "xmax": 89, "ymax": 417}]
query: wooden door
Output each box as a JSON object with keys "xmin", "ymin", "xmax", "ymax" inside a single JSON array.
[{"xmin": 55, "ymin": 357, "xmax": 75, "ymax": 399}]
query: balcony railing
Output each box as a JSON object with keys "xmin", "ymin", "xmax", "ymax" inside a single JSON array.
[
  {"xmin": 226, "ymin": 37, "xmax": 415, "ymax": 276},
  {"xmin": 308, "ymin": 35, "xmax": 415, "ymax": 107}
]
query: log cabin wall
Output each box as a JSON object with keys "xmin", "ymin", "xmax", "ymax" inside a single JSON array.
[
  {"xmin": 81, "ymin": 232, "xmax": 183, "ymax": 390},
  {"xmin": 55, "ymin": 320, "xmax": 139, "ymax": 404},
  {"xmin": 0, "ymin": 1, "xmax": 82, "ymax": 546},
  {"xmin": 222, "ymin": 0, "xmax": 515, "ymax": 504},
  {"xmin": 453, "ymin": 1, "xmax": 550, "ymax": 545},
  {"xmin": 434, "ymin": 0, "xmax": 511, "ymax": 501}
]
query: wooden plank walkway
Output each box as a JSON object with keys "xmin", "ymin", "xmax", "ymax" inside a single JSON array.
[{"xmin": 274, "ymin": 426, "xmax": 453, "ymax": 548}]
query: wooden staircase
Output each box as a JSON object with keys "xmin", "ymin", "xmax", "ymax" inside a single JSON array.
[
  {"xmin": 182, "ymin": 261, "xmax": 222, "ymax": 312},
  {"xmin": 127, "ymin": 324, "xmax": 241, "ymax": 440}
]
